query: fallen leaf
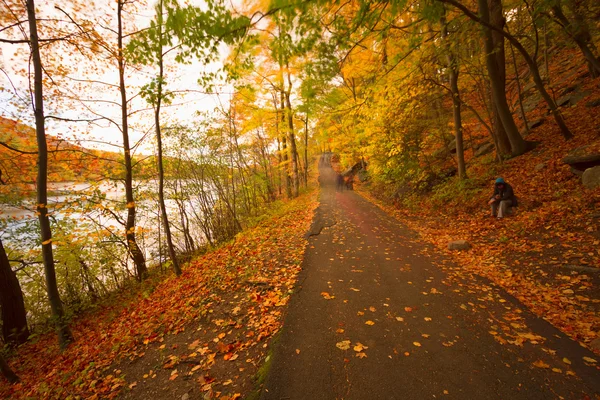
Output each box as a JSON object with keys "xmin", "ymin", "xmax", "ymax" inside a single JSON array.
[
  {"xmin": 365, "ymin": 320, "xmax": 375, "ymax": 326},
  {"xmin": 532, "ymin": 360, "xmax": 550, "ymax": 369},
  {"xmin": 413, "ymin": 342, "xmax": 421, "ymax": 347},
  {"xmin": 336, "ymin": 340, "xmax": 351, "ymax": 350}
]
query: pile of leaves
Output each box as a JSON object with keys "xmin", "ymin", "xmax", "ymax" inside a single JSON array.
[{"xmin": 0, "ymin": 190, "xmax": 317, "ymax": 399}]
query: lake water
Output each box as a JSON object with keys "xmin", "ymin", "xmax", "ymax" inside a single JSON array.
[{"xmin": 0, "ymin": 180, "xmax": 205, "ymax": 265}]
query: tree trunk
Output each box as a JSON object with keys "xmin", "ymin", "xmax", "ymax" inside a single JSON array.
[
  {"xmin": 510, "ymin": 42, "xmax": 529, "ymax": 134},
  {"xmin": 441, "ymin": 16, "xmax": 467, "ymax": 179},
  {"xmin": 280, "ymin": 89, "xmax": 292, "ymax": 198},
  {"xmin": 442, "ymin": 0, "xmax": 574, "ymax": 141},
  {"xmin": 27, "ymin": 0, "xmax": 74, "ymax": 349},
  {"xmin": 0, "ymin": 355, "xmax": 18, "ymax": 384},
  {"xmin": 488, "ymin": 0, "xmax": 511, "ymax": 155},
  {"xmin": 0, "ymin": 238, "xmax": 29, "ymax": 345},
  {"xmin": 478, "ymin": 0, "xmax": 528, "ymax": 156},
  {"xmin": 304, "ymin": 113, "xmax": 309, "ymax": 187},
  {"xmin": 118, "ymin": 0, "xmax": 147, "ymax": 281},
  {"xmin": 552, "ymin": 2, "xmax": 600, "ymax": 77},
  {"xmin": 155, "ymin": 1, "xmax": 181, "ymax": 276},
  {"xmin": 285, "ymin": 68, "xmax": 299, "ymax": 197}
]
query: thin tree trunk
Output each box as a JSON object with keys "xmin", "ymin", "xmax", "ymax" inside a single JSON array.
[
  {"xmin": 510, "ymin": 42, "xmax": 529, "ymax": 134},
  {"xmin": 155, "ymin": 1, "xmax": 181, "ymax": 276},
  {"xmin": 0, "ymin": 238, "xmax": 29, "ymax": 345},
  {"xmin": 280, "ymin": 89, "xmax": 292, "ymax": 198},
  {"xmin": 285, "ymin": 68, "xmax": 299, "ymax": 197},
  {"xmin": 441, "ymin": 13, "xmax": 467, "ymax": 179},
  {"xmin": 27, "ymin": 0, "xmax": 73, "ymax": 349},
  {"xmin": 489, "ymin": 0, "xmax": 511, "ymax": 155},
  {"xmin": 118, "ymin": 0, "xmax": 147, "ymax": 281},
  {"xmin": 304, "ymin": 113, "xmax": 309, "ymax": 187},
  {"xmin": 0, "ymin": 355, "xmax": 18, "ymax": 384},
  {"xmin": 552, "ymin": 2, "xmax": 600, "ymax": 77}
]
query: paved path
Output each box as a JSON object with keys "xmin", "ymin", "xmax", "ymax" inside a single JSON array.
[{"xmin": 261, "ymin": 156, "xmax": 600, "ymax": 400}]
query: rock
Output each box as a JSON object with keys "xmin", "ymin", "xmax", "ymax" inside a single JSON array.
[
  {"xmin": 563, "ymin": 146, "xmax": 600, "ymax": 174},
  {"xmin": 474, "ymin": 142, "xmax": 495, "ymax": 157},
  {"xmin": 564, "ymin": 264, "xmax": 600, "ymax": 273},
  {"xmin": 556, "ymin": 94, "xmax": 571, "ymax": 107},
  {"xmin": 586, "ymin": 98, "xmax": 600, "ymax": 108},
  {"xmin": 570, "ymin": 166, "xmax": 584, "ymax": 177},
  {"xmin": 582, "ymin": 166, "xmax": 600, "ymax": 189},
  {"xmin": 534, "ymin": 163, "xmax": 546, "ymax": 171},
  {"xmin": 590, "ymin": 338, "xmax": 600, "ymax": 352},
  {"xmin": 522, "ymin": 81, "xmax": 536, "ymax": 93},
  {"xmin": 570, "ymin": 89, "xmax": 592, "ymax": 106},
  {"xmin": 182, "ymin": 393, "xmax": 190, "ymax": 400},
  {"xmin": 527, "ymin": 118, "xmax": 545, "ymax": 130},
  {"xmin": 560, "ymin": 85, "xmax": 578, "ymax": 96},
  {"xmin": 448, "ymin": 240, "xmax": 471, "ymax": 251},
  {"xmin": 522, "ymin": 94, "xmax": 541, "ymax": 113}
]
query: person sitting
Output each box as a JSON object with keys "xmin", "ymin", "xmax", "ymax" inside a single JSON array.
[{"xmin": 488, "ymin": 177, "xmax": 517, "ymax": 218}]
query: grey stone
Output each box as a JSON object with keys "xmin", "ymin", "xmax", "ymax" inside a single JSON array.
[
  {"xmin": 582, "ymin": 166, "xmax": 600, "ymax": 189},
  {"xmin": 564, "ymin": 146, "xmax": 600, "ymax": 163},
  {"xmin": 522, "ymin": 81, "xmax": 536, "ymax": 93},
  {"xmin": 182, "ymin": 393, "xmax": 190, "ymax": 400},
  {"xmin": 560, "ymin": 85, "xmax": 578, "ymax": 96},
  {"xmin": 522, "ymin": 94, "xmax": 541, "ymax": 113},
  {"xmin": 556, "ymin": 94, "xmax": 572, "ymax": 107},
  {"xmin": 586, "ymin": 98, "xmax": 600, "ymax": 108},
  {"xmin": 448, "ymin": 240, "xmax": 471, "ymax": 251},
  {"xmin": 534, "ymin": 163, "xmax": 546, "ymax": 171},
  {"xmin": 564, "ymin": 264, "xmax": 600, "ymax": 273},
  {"xmin": 570, "ymin": 90, "xmax": 592, "ymax": 106},
  {"xmin": 474, "ymin": 142, "xmax": 495, "ymax": 157},
  {"xmin": 563, "ymin": 146, "xmax": 600, "ymax": 175},
  {"xmin": 527, "ymin": 118, "xmax": 545, "ymax": 130},
  {"xmin": 570, "ymin": 166, "xmax": 584, "ymax": 177}
]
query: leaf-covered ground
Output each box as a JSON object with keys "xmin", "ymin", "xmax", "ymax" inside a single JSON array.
[
  {"xmin": 355, "ymin": 56, "xmax": 600, "ymax": 356},
  {"xmin": 0, "ymin": 190, "xmax": 317, "ymax": 399}
]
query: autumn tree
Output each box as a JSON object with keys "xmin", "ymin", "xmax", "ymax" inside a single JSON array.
[
  {"xmin": 26, "ymin": 0, "xmax": 74, "ymax": 348},
  {"xmin": 0, "ymin": 238, "xmax": 29, "ymax": 345}
]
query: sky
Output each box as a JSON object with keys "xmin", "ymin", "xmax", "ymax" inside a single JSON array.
[{"xmin": 0, "ymin": 0, "xmax": 238, "ymax": 155}]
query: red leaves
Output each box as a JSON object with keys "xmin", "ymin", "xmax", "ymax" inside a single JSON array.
[{"xmin": 0, "ymin": 191, "xmax": 318, "ymax": 399}]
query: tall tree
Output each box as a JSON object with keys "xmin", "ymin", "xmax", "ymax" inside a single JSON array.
[
  {"xmin": 440, "ymin": 0, "xmax": 574, "ymax": 140},
  {"xmin": 0, "ymin": 238, "xmax": 29, "ymax": 345},
  {"xmin": 488, "ymin": 0, "xmax": 511, "ymax": 155},
  {"xmin": 117, "ymin": 0, "xmax": 148, "ymax": 281},
  {"xmin": 26, "ymin": 0, "xmax": 73, "ymax": 349},
  {"xmin": 440, "ymin": 10, "xmax": 466, "ymax": 179}
]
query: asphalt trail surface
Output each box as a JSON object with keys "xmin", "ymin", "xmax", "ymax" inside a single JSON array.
[{"xmin": 261, "ymin": 155, "xmax": 600, "ymax": 400}]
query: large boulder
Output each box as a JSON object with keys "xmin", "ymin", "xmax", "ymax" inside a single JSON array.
[
  {"xmin": 563, "ymin": 146, "xmax": 600, "ymax": 175},
  {"xmin": 582, "ymin": 166, "xmax": 600, "ymax": 189},
  {"xmin": 527, "ymin": 118, "xmax": 545, "ymax": 130}
]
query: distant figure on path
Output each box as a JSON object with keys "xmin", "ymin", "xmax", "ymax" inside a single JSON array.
[
  {"xmin": 336, "ymin": 174, "xmax": 344, "ymax": 192},
  {"xmin": 488, "ymin": 177, "xmax": 517, "ymax": 218}
]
